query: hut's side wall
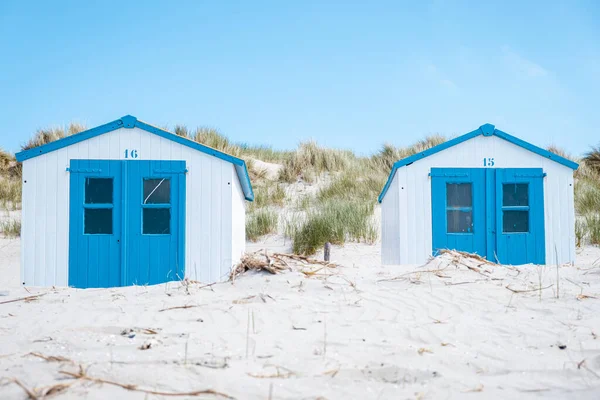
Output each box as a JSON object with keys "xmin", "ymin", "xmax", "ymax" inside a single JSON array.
[
  {"xmin": 21, "ymin": 127, "xmax": 244, "ymax": 286},
  {"xmin": 230, "ymin": 174, "xmax": 246, "ymax": 277},
  {"xmin": 381, "ymin": 169, "xmax": 401, "ymax": 265},
  {"xmin": 382, "ymin": 134, "xmax": 575, "ymax": 265}
]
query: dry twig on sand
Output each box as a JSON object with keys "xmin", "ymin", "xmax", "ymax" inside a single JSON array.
[
  {"xmin": 59, "ymin": 365, "xmax": 234, "ymax": 398},
  {"xmin": 0, "ymin": 293, "xmax": 46, "ymax": 305},
  {"xmin": 505, "ymin": 284, "xmax": 554, "ymax": 294},
  {"xmin": 4, "ymin": 378, "xmax": 72, "ymax": 400},
  {"xmin": 159, "ymin": 304, "xmax": 200, "ymax": 312},
  {"xmin": 26, "ymin": 352, "xmax": 73, "ymax": 363}
]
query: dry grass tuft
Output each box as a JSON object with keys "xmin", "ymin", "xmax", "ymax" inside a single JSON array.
[
  {"xmin": 193, "ymin": 127, "xmax": 242, "ymax": 158},
  {"xmin": 278, "ymin": 140, "xmax": 352, "ymax": 183},
  {"xmin": 21, "ymin": 123, "xmax": 87, "ymax": 151}
]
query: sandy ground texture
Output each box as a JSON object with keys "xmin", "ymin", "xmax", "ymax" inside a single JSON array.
[{"xmin": 1, "ymin": 237, "xmax": 600, "ymax": 399}]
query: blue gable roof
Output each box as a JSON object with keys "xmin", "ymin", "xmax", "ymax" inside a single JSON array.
[
  {"xmin": 15, "ymin": 115, "xmax": 254, "ymax": 201},
  {"xmin": 378, "ymin": 123, "xmax": 579, "ymax": 203}
]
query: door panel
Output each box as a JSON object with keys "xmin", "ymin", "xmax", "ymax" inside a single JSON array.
[
  {"xmin": 69, "ymin": 160, "xmax": 122, "ymax": 288},
  {"xmin": 430, "ymin": 167, "xmax": 545, "ymax": 265},
  {"xmin": 431, "ymin": 168, "xmax": 487, "ymax": 257},
  {"xmin": 495, "ymin": 168, "xmax": 545, "ymax": 265},
  {"xmin": 125, "ymin": 160, "xmax": 186, "ymax": 286},
  {"xmin": 69, "ymin": 159, "xmax": 185, "ymax": 288}
]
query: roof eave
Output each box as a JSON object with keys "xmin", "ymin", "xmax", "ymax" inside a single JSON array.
[
  {"xmin": 15, "ymin": 115, "xmax": 255, "ymax": 201},
  {"xmin": 378, "ymin": 124, "xmax": 579, "ymax": 203}
]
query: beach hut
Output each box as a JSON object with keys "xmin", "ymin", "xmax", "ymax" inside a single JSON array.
[
  {"xmin": 379, "ymin": 124, "xmax": 578, "ymax": 266},
  {"xmin": 15, "ymin": 115, "xmax": 253, "ymax": 288}
]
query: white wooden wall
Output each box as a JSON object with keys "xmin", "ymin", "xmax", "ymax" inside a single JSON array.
[
  {"xmin": 381, "ymin": 135, "xmax": 575, "ymax": 265},
  {"xmin": 20, "ymin": 127, "xmax": 247, "ymax": 286},
  {"xmin": 231, "ymin": 175, "xmax": 246, "ymax": 276}
]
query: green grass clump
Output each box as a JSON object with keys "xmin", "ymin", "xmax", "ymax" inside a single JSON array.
[
  {"xmin": 249, "ymin": 184, "xmax": 286, "ymax": 211},
  {"xmin": 290, "ymin": 200, "xmax": 377, "ymax": 255},
  {"xmin": 317, "ymin": 167, "xmax": 386, "ymax": 203},
  {"xmin": 246, "ymin": 208, "xmax": 278, "ymax": 242},
  {"xmin": 0, "ymin": 219, "xmax": 21, "ymax": 237},
  {"xmin": 279, "ymin": 141, "xmax": 352, "ymax": 183},
  {"xmin": 575, "ymin": 176, "xmax": 600, "ymax": 215},
  {"xmin": 585, "ymin": 214, "xmax": 600, "ymax": 245}
]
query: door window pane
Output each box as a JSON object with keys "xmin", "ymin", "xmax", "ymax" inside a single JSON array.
[
  {"xmin": 447, "ymin": 210, "xmax": 473, "ymax": 233},
  {"xmin": 503, "ymin": 210, "xmax": 529, "ymax": 233},
  {"xmin": 143, "ymin": 208, "xmax": 171, "ymax": 234},
  {"xmin": 446, "ymin": 183, "xmax": 472, "ymax": 207},
  {"xmin": 84, "ymin": 208, "xmax": 113, "ymax": 234},
  {"xmin": 85, "ymin": 178, "xmax": 113, "ymax": 204},
  {"xmin": 143, "ymin": 179, "xmax": 171, "ymax": 204},
  {"xmin": 503, "ymin": 183, "xmax": 528, "ymax": 207}
]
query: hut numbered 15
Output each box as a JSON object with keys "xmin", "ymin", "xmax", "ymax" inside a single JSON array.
[
  {"xmin": 15, "ymin": 115, "xmax": 254, "ymax": 288},
  {"xmin": 379, "ymin": 124, "xmax": 578, "ymax": 266}
]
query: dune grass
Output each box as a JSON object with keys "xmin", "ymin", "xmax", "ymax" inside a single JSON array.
[
  {"xmin": 0, "ymin": 218, "xmax": 21, "ymax": 237},
  {"xmin": 288, "ymin": 199, "xmax": 377, "ymax": 255},
  {"xmin": 0, "ymin": 147, "xmax": 13, "ymax": 172},
  {"xmin": 585, "ymin": 214, "xmax": 600, "ymax": 245},
  {"xmin": 278, "ymin": 141, "xmax": 353, "ymax": 183},
  {"xmin": 22, "ymin": 123, "xmax": 87, "ymax": 151},
  {"xmin": 584, "ymin": 145, "xmax": 600, "ymax": 174},
  {"xmin": 246, "ymin": 208, "xmax": 278, "ymax": 242},
  {"xmin": 249, "ymin": 184, "xmax": 286, "ymax": 211},
  {"xmin": 0, "ymin": 177, "xmax": 22, "ymax": 210}
]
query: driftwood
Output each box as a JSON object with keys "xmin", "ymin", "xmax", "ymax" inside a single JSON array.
[
  {"xmin": 439, "ymin": 249, "xmax": 495, "ymax": 265},
  {"xmin": 230, "ymin": 251, "xmax": 339, "ymax": 280}
]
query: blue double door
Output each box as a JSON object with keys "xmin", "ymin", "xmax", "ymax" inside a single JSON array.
[
  {"xmin": 431, "ymin": 168, "xmax": 545, "ymax": 265},
  {"xmin": 69, "ymin": 160, "xmax": 186, "ymax": 288}
]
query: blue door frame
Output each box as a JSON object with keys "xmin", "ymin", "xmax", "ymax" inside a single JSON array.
[
  {"xmin": 431, "ymin": 168, "xmax": 545, "ymax": 265},
  {"xmin": 69, "ymin": 160, "xmax": 186, "ymax": 288}
]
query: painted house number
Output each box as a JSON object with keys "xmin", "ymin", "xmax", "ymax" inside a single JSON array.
[
  {"xmin": 124, "ymin": 149, "xmax": 139, "ymax": 159},
  {"xmin": 483, "ymin": 157, "xmax": 495, "ymax": 167}
]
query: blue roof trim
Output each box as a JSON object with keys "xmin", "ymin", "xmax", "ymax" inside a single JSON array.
[
  {"xmin": 15, "ymin": 115, "xmax": 254, "ymax": 202},
  {"xmin": 378, "ymin": 123, "xmax": 578, "ymax": 203}
]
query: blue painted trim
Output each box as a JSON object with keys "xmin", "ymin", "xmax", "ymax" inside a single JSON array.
[
  {"xmin": 493, "ymin": 129, "xmax": 579, "ymax": 170},
  {"xmin": 378, "ymin": 124, "xmax": 579, "ymax": 203},
  {"xmin": 16, "ymin": 115, "xmax": 254, "ymax": 202}
]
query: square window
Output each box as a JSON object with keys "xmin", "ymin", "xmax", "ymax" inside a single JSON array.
[
  {"xmin": 503, "ymin": 183, "xmax": 529, "ymax": 207},
  {"xmin": 446, "ymin": 183, "xmax": 472, "ymax": 207},
  {"xmin": 84, "ymin": 208, "xmax": 113, "ymax": 234},
  {"xmin": 143, "ymin": 208, "xmax": 171, "ymax": 234},
  {"xmin": 85, "ymin": 178, "xmax": 113, "ymax": 204},
  {"xmin": 143, "ymin": 179, "xmax": 171, "ymax": 204},
  {"xmin": 503, "ymin": 210, "xmax": 529, "ymax": 233},
  {"xmin": 447, "ymin": 210, "xmax": 473, "ymax": 233}
]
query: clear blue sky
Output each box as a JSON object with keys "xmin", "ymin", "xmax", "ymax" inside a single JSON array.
[{"xmin": 1, "ymin": 0, "xmax": 598, "ymax": 156}]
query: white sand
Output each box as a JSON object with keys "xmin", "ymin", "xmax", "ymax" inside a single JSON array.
[
  {"xmin": 250, "ymin": 159, "xmax": 283, "ymax": 181},
  {"xmin": 1, "ymin": 235, "xmax": 599, "ymax": 399}
]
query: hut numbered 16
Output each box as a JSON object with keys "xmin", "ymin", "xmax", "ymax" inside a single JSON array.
[
  {"xmin": 15, "ymin": 115, "xmax": 253, "ymax": 288},
  {"xmin": 379, "ymin": 124, "xmax": 578, "ymax": 266}
]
